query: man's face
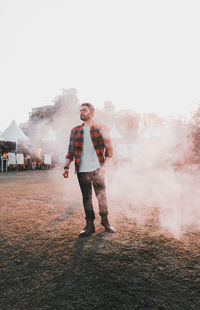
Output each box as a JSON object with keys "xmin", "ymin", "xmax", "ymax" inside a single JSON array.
[{"xmin": 80, "ymin": 105, "xmax": 93, "ymax": 121}]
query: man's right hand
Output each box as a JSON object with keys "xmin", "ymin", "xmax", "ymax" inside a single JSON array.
[{"xmin": 63, "ymin": 168, "xmax": 69, "ymax": 178}]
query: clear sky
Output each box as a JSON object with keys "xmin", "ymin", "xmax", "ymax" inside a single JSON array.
[{"xmin": 1, "ymin": 0, "xmax": 200, "ymax": 131}]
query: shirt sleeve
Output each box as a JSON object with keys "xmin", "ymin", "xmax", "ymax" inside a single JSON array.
[
  {"xmin": 66, "ymin": 129, "xmax": 75, "ymax": 160},
  {"xmin": 101, "ymin": 125, "xmax": 113, "ymax": 158}
]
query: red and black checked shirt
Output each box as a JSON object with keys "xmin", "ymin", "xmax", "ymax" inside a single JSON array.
[{"xmin": 66, "ymin": 122, "xmax": 113, "ymax": 172}]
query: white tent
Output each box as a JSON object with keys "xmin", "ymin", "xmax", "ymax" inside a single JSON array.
[
  {"xmin": 109, "ymin": 124, "xmax": 122, "ymax": 139},
  {"xmin": 42, "ymin": 127, "xmax": 57, "ymax": 141},
  {"xmin": 0, "ymin": 120, "xmax": 29, "ymax": 144}
]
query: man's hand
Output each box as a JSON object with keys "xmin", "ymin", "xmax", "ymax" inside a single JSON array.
[
  {"xmin": 104, "ymin": 157, "xmax": 112, "ymax": 167},
  {"xmin": 63, "ymin": 168, "xmax": 69, "ymax": 178},
  {"xmin": 99, "ymin": 166, "xmax": 106, "ymax": 177}
]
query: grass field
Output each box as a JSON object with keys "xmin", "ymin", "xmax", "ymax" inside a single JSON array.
[{"xmin": 0, "ymin": 168, "xmax": 200, "ymax": 309}]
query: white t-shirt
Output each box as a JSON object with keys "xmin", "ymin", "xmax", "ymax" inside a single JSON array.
[{"xmin": 78, "ymin": 126, "xmax": 100, "ymax": 172}]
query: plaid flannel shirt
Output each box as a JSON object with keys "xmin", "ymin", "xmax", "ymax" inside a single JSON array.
[{"xmin": 66, "ymin": 122, "xmax": 113, "ymax": 172}]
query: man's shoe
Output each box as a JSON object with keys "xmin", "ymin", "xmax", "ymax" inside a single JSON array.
[
  {"xmin": 79, "ymin": 219, "xmax": 95, "ymax": 237},
  {"xmin": 104, "ymin": 223, "xmax": 115, "ymax": 233},
  {"xmin": 101, "ymin": 215, "xmax": 115, "ymax": 233}
]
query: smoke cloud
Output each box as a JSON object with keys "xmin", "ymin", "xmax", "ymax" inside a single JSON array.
[
  {"xmin": 106, "ymin": 123, "xmax": 199, "ymax": 238},
  {"xmin": 21, "ymin": 90, "xmax": 200, "ymax": 238}
]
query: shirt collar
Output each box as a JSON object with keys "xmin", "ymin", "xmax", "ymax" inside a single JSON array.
[{"xmin": 81, "ymin": 121, "xmax": 96, "ymax": 128}]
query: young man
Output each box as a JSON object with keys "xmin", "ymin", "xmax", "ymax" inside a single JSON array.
[{"xmin": 63, "ymin": 103, "xmax": 115, "ymax": 237}]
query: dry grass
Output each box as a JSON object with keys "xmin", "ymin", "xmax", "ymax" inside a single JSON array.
[{"xmin": 0, "ymin": 168, "xmax": 200, "ymax": 309}]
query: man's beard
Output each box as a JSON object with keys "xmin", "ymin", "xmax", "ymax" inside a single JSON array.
[{"xmin": 80, "ymin": 114, "xmax": 90, "ymax": 121}]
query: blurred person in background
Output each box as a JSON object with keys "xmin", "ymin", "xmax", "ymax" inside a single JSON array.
[
  {"xmin": 63, "ymin": 103, "xmax": 115, "ymax": 237},
  {"xmin": 3, "ymin": 152, "xmax": 8, "ymax": 158}
]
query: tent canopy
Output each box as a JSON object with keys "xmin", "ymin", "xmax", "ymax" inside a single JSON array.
[
  {"xmin": 42, "ymin": 127, "xmax": 57, "ymax": 141},
  {"xmin": 0, "ymin": 120, "xmax": 29, "ymax": 144},
  {"xmin": 109, "ymin": 124, "xmax": 122, "ymax": 139}
]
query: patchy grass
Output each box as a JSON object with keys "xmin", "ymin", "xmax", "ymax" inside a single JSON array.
[{"xmin": 0, "ymin": 169, "xmax": 200, "ymax": 309}]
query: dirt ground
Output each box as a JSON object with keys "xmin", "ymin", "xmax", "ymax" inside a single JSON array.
[{"xmin": 0, "ymin": 167, "xmax": 200, "ymax": 310}]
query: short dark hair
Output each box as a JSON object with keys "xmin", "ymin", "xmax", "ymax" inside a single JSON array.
[{"xmin": 81, "ymin": 103, "xmax": 95, "ymax": 112}]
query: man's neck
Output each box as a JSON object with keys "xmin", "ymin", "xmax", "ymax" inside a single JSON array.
[{"xmin": 84, "ymin": 119, "xmax": 93, "ymax": 127}]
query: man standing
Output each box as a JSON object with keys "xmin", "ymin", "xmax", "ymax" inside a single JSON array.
[{"xmin": 63, "ymin": 103, "xmax": 115, "ymax": 237}]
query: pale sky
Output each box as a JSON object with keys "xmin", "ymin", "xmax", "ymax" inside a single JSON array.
[{"xmin": 1, "ymin": 0, "xmax": 200, "ymax": 131}]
